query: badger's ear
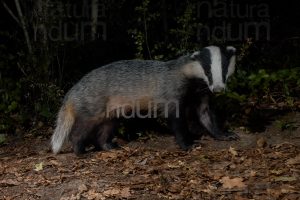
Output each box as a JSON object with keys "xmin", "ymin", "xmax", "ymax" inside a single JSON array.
[{"xmin": 226, "ymin": 46, "xmax": 236, "ymax": 56}]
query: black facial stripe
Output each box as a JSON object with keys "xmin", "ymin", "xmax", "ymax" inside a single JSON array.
[
  {"xmin": 193, "ymin": 48, "xmax": 212, "ymax": 85},
  {"xmin": 221, "ymin": 53, "xmax": 229, "ymax": 82},
  {"xmin": 220, "ymin": 47, "xmax": 235, "ymax": 82}
]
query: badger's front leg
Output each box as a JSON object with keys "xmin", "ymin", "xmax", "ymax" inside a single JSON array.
[
  {"xmin": 198, "ymin": 95, "xmax": 239, "ymax": 140},
  {"xmin": 169, "ymin": 106, "xmax": 194, "ymax": 150}
]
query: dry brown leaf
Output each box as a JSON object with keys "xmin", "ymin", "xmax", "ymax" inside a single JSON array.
[
  {"xmin": 49, "ymin": 159, "xmax": 61, "ymax": 166},
  {"xmin": 78, "ymin": 184, "xmax": 88, "ymax": 193},
  {"xmin": 280, "ymin": 184, "xmax": 297, "ymax": 194},
  {"xmin": 256, "ymin": 137, "xmax": 267, "ymax": 148},
  {"xmin": 229, "ymin": 146, "xmax": 238, "ymax": 156},
  {"xmin": 120, "ymin": 187, "xmax": 131, "ymax": 198},
  {"xmin": 270, "ymin": 169, "xmax": 283, "ymax": 175},
  {"xmin": 286, "ymin": 154, "xmax": 300, "ymax": 165},
  {"xmin": 0, "ymin": 179, "xmax": 20, "ymax": 186},
  {"xmin": 103, "ymin": 188, "xmax": 120, "ymax": 196},
  {"xmin": 273, "ymin": 176, "xmax": 297, "ymax": 182},
  {"xmin": 201, "ymin": 188, "xmax": 212, "ymax": 193},
  {"xmin": 234, "ymin": 195, "xmax": 249, "ymax": 200},
  {"xmin": 83, "ymin": 189, "xmax": 105, "ymax": 200},
  {"xmin": 249, "ymin": 170, "xmax": 257, "ymax": 177},
  {"xmin": 267, "ymin": 188, "xmax": 281, "ymax": 198},
  {"xmin": 220, "ymin": 176, "xmax": 246, "ymax": 189},
  {"xmin": 97, "ymin": 151, "xmax": 118, "ymax": 161}
]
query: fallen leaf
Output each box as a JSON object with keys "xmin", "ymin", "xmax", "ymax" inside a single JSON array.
[
  {"xmin": 267, "ymin": 188, "xmax": 281, "ymax": 198},
  {"xmin": 249, "ymin": 170, "xmax": 257, "ymax": 177},
  {"xmin": 280, "ymin": 184, "xmax": 296, "ymax": 194},
  {"xmin": 220, "ymin": 176, "xmax": 246, "ymax": 189},
  {"xmin": 229, "ymin": 146, "xmax": 238, "ymax": 156},
  {"xmin": 78, "ymin": 184, "xmax": 88, "ymax": 193},
  {"xmin": 103, "ymin": 188, "xmax": 120, "ymax": 196},
  {"xmin": 83, "ymin": 189, "xmax": 105, "ymax": 200},
  {"xmin": 97, "ymin": 151, "xmax": 118, "ymax": 161},
  {"xmin": 273, "ymin": 176, "xmax": 297, "ymax": 182},
  {"xmin": 167, "ymin": 163, "xmax": 180, "ymax": 169},
  {"xmin": 49, "ymin": 159, "xmax": 61, "ymax": 166},
  {"xmin": 136, "ymin": 158, "xmax": 148, "ymax": 165},
  {"xmin": 234, "ymin": 195, "xmax": 249, "ymax": 200},
  {"xmin": 270, "ymin": 170, "xmax": 283, "ymax": 175},
  {"xmin": 120, "ymin": 187, "xmax": 131, "ymax": 198},
  {"xmin": 201, "ymin": 188, "xmax": 212, "ymax": 193},
  {"xmin": 286, "ymin": 154, "xmax": 300, "ymax": 165},
  {"xmin": 0, "ymin": 179, "xmax": 20, "ymax": 186},
  {"xmin": 256, "ymin": 137, "xmax": 267, "ymax": 148},
  {"xmin": 34, "ymin": 162, "xmax": 44, "ymax": 171}
]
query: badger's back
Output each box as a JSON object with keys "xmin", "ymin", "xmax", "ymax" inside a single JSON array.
[{"xmin": 64, "ymin": 59, "xmax": 185, "ymax": 117}]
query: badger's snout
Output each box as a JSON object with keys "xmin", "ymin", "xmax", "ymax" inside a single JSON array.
[{"xmin": 212, "ymin": 86, "xmax": 225, "ymax": 93}]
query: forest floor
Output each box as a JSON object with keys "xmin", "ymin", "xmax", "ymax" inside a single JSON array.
[{"xmin": 1, "ymin": 112, "xmax": 300, "ymax": 200}]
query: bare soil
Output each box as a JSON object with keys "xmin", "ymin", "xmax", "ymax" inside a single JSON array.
[{"xmin": 1, "ymin": 112, "xmax": 300, "ymax": 200}]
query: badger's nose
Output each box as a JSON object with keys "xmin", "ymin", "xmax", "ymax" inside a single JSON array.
[{"xmin": 213, "ymin": 86, "xmax": 224, "ymax": 93}]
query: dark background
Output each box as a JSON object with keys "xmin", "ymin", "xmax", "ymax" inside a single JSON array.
[{"xmin": 0, "ymin": 0, "xmax": 299, "ymax": 135}]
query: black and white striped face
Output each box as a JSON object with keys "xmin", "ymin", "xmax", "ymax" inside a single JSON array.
[{"xmin": 190, "ymin": 46, "xmax": 236, "ymax": 93}]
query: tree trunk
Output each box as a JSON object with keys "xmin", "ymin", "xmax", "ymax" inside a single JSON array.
[
  {"xmin": 161, "ymin": 0, "xmax": 169, "ymax": 43},
  {"xmin": 91, "ymin": 0, "xmax": 99, "ymax": 40},
  {"xmin": 34, "ymin": 0, "xmax": 48, "ymax": 46},
  {"xmin": 14, "ymin": 0, "xmax": 32, "ymax": 54}
]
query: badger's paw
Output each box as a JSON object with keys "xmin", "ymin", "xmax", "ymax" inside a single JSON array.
[
  {"xmin": 214, "ymin": 131, "xmax": 240, "ymax": 141},
  {"xmin": 101, "ymin": 142, "xmax": 119, "ymax": 151}
]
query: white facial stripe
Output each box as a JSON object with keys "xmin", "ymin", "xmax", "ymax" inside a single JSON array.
[
  {"xmin": 226, "ymin": 46, "xmax": 236, "ymax": 52},
  {"xmin": 206, "ymin": 46, "xmax": 225, "ymax": 90},
  {"xmin": 190, "ymin": 51, "xmax": 200, "ymax": 59},
  {"xmin": 182, "ymin": 61, "xmax": 209, "ymax": 85},
  {"xmin": 227, "ymin": 55, "xmax": 236, "ymax": 79}
]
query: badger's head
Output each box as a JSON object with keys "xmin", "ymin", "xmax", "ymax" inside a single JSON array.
[{"xmin": 184, "ymin": 45, "xmax": 236, "ymax": 93}]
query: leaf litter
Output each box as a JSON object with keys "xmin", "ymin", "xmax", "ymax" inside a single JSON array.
[{"xmin": 1, "ymin": 112, "xmax": 300, "ymax": 199}]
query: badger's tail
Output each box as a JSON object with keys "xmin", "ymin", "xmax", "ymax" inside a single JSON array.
[{"xmin": 51, "ymin": 101, "xmax": 75, "ymax": 154}]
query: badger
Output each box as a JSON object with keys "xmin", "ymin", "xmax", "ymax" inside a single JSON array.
[{"xmin": 51, "ymin": 45, "xmax": 238, "ymax": 155}]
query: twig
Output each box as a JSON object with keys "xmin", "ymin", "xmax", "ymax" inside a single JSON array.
[
  {"xmin": 143, "ymin": 11, "xmax": 152, "ymax": 59},
  {"xmin": 2, "ymin": 1, "xmax": 20, "ymax": 25},
  {"xmin": 14, "ymin": 0, "xmax": 32, "ymax": 54}
]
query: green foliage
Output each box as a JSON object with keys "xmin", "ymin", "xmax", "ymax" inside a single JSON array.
[
  {"xmin": 226, "ymin": 68, "xmax": 300, "ymax": 104},
  {"xmin": 275, "ymin": 120, "xmax": 297, "ymax": 132},
  {"xmin": 0, "ymin": 38, "xmax": 63, "ymax": 134},
  {"xmin": 129, "ymin": 0, "xmax": 200, "ymax": 60},
  {"xmin": 128, "ymin": 0, "xmax": 159, "ymax": 59},
  {"xmin": 0, "ymin": 134, "xmax": 7, "ymax": 145},
  {"xmin": 169, "ymin": 2, "xmax": 199, "ymax": 54},
  {"xmin": 0, "ymin": 75, "xmax": 63, "ymax": 134}
]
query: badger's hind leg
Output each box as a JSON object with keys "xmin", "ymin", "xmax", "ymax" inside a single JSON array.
[
  {"xmin": 94, "ymin": 119, "xmax": 118, "ymax": 151},
  {"xmin": 69, "ymin": 118, "xmax": 99, "ymax": 155}
]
